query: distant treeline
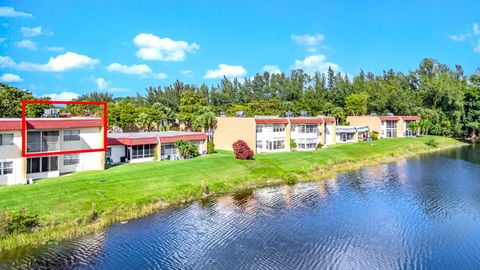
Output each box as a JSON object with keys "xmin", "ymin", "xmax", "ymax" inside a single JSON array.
[{"xmin": 1, "ymin": 58, "xmax": 479, "ymax": 138}]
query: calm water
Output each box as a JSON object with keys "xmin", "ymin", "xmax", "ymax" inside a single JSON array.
[{"xmin": 1, "ymin": 145, "xmax": 480, "ymax": 270}]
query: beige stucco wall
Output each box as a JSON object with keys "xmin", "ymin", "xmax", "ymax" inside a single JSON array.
[
  {"xmin": 347, "ymin": 116, "xmax": 382, "ymax": 134},
  {"xmin": 214, "ymin": 117, "xmax": 256, "ymax": 153}
]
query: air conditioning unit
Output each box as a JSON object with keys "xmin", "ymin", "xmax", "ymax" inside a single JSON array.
[
  {"xmin": 236, "ymin": 111, "xmax": 246, "ymax": 117},
  {"xmin": 386, "ymin": 112, "xmax": 394, "ymax": 116},
  {"xmin": 300, "ymin": 111, "xmax": 308, "ymax": 117},
  {"xmin": 285, "ymin": 111, "xmax": 294, "ymax": 118},
  {"xmin": 43, "ymin": 108, "xmax": 60, "ymax": 118},
  {"xmin": 370, "ymin": 112, "xmax": 378, "ymax": 116}
]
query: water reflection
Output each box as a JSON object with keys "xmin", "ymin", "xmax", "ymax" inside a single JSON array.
[{"xmin": 1, "ymin": 145, "xmax": 480, "ymax": 269}]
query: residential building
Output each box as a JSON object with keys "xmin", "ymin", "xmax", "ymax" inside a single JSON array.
[
  {"xmin": 213, "ymin": 115, "xmax": 336, "ymax": 153},
  {"xmin": 347, "ymin": 115, "xmax": 421, "ymax": 138},
  {"xmin": 336, "ymin": 126, "xmax": 370, "ymax": 143},
  {"xmin": 0, "ymin": 118, "xmax": 105, "ymax": 186},
  {"xmin": 107, "ymin": 131, "xmax": 207, "ymax": 163}
]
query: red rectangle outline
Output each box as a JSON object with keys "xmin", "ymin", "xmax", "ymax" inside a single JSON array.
[{"xmin": 21, "ymin": 100, "xmax": 108, "ymax": 158}]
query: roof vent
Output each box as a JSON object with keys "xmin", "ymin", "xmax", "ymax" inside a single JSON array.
[
  {"xmin": 300, "ymin": 111, "xmax": 308, "ymax": 117},
  {"xmin": 235, "ymin": 111, "xmax": 246, "ymax": 117},
  {"xmin": 43, "ymin": 108, "xmax": 59, "ymax": 118},
  {"xmin": 285, "ymin": 111, "xmax": 294, "ymax": 118},
  {"xmin": 386, "ymin": 112, "xmax": 394, "ymax": 116}
]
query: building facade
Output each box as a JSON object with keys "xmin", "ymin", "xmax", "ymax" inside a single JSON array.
[
  {"xmin": 107, "ymin": 131, "xmax": 207, "ymax": 163},
  {"xmin": 347, "ymin": 115, "xmax": 421, "ymax": 138},
  {"xmin": 0, "ymin": 118, "xmax": 105, "ymax": 186},
  {"xmin": 213, "ymin": 116, "xmax": 336, "ymax": 153}
]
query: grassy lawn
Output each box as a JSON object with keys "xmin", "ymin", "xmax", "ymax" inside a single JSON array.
[{"xmin": 0, "ymin": 136, "xmax": 464, "ymax": 250}]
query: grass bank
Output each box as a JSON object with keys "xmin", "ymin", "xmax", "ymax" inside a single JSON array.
[{"xmin": 0, "ymin": 136, "xmax": 465, "ymax": 251}]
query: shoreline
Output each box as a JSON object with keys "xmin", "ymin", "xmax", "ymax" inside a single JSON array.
[{"xmin": 0, "ymin": 137, "xmax": 468, "ymax": 252}]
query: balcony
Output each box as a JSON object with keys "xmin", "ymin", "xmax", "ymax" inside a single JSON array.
[{"xmin": 27, "ymin": 131, "xmax": 60, "ymax": 153}]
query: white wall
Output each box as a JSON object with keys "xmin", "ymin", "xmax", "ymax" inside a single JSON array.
[
  {"xmin": 324, "ymin": 123, "xmax": 334, "ymax": 145},
  {"xmin": 0, "ymin": 130, "xmax": 25, "ymax": 185},
  {"xmin": 291, "ymin": 124, "xmax": 319, "ymax": 151},
  {"xmin": 255, "ymin": 124, "xmax": 287, "ymax": 153},
  {"xmin": 108, "ymin": 145, "xmax": 125, "ymax": 164}
]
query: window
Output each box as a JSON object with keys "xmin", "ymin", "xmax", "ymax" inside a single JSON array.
[
  {"xmin": 0, "ymin": 134, "xmax": 14, "ymax": 146},
  {"xmin": 64, "ymin": 130, "xmax": 80, "ymax": 141},
  {"xmin": 266, "ymin": 140, "xmax": 285, "ymax": 150},
  {"xmin": 27, "ymin": 156, "xmax": 58, "ymax": 174},
  {"xmin": 273, "ymin": 125, "xmax": 285, "ymax": 132},
  {"xmin": 64, "ymin": 154, "xmax": 80, "ymax": 165},
  {"xmin": 106, "ymin": 148, "xmax": 112, "ymax": 158},
  {"xmin": 132, "ymin": 144, "xmax": 155, "ymax": 159},
  {"xmin": 256, "ymin": 140, "xmax": 262, "ymax": 149},
  {"xmin": 341, "ymin": 133, "xmax": 354, "ymax": 142},
  {"xmin": 256, "ymin": 125, "xmax": 263, "ymax": 133},
  {"xmin": 161, "ymin": 144, "xmax": 177, "ymax": 160},
  {"xmin": 0, "ymin": 162, "xmax": 13, "ymax": 175},
  {"xmin": 385, "ymin": 121, "xmax": 397, "ymax": 138},
  {"xmin": 27, "ymin": 131, "xmax": 59, "ymax": 153},
  {"xmin": 299, "ymin": 125, "xmax": 317, "ymax": 133}
]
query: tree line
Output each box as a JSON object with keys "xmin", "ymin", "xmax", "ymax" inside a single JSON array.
[{"xmin": 1, "ymin": 58, "xmax": 479, "ymax": 138}]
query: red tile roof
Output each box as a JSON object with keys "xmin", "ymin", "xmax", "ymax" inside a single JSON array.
[
  {"xmin": 0, "ymin": 118, "xmax": 103, "ymax": 131},
  {"xmin": 255, "ymin": 118, "xmax": 289, "ymax": 124},
  {"xmin": 289, "ymin": 117, "xmax": 324, "ymax": 124},
  {"xmin": 379, "ymin": 116, "xmax": 400, "ymax": 121},
  {"xmin": 107, "ymin": 132, "xmax": 206, "ymax": 146}
]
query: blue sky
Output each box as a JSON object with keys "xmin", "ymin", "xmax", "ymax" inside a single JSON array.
[{"xmin": 0, "ymin": 0, "xmax": 479, "ymax": 99}]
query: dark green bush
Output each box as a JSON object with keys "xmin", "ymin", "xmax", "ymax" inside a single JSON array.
[
  {"xmin": 0, "ymin": 209, "xmax": 39, "ymax": 237},
  {"xmin": 371, "ymin": 131, "xmax": 379, "ymax": 140},
  {"xmin": 425, "ymin": 138, "xmax": 439, "ymax": 148},
  {"xmin": 207, "ymin": 141, "xmax": 215, "ymax": 154}
]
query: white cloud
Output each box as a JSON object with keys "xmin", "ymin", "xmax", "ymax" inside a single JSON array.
[
  {"xmin": 291, "ymin": 33, "xmax": 324, "ymax": 46},
  {"xmin": 0, "ymin": 6, "xmax": 32, "ymax": 18},
  {"xmin": 474, "ymin": 40, "xmax": 480, "ymax": 54},
  {"xmin": 262, "ymin": 65, "xmax": 281, "ymax": 74},
  {"xmin": 133, "ymin": 33, "xmax": 199, "ymax": 61},
  {"xmin": 448, "ymin": 34, "xmax": 468, "ymax": 41},
  {"xmin": 0, "ymin": 52, "xmax": 98, "ymax": 72},
  {"xmin": 20, "ymin": 26, "xmax": 42, "ymax": 37},
  {"xmin": 94, "ymin": 77, "xmax": 110, "ymax": 90},
  {"xmin": 42, "ymin": 91, "xmax": 80, "ymax": 101},
  {"xmin": 46, "ymin": 46, "xmax": 65, "ymax": 52},
  {"xmin": 291, "ymin": 54, "xmax": 341, "ymax": 74},
  {"xmin": 0, "ymin": 73, "xmax": 23, "ymax": 83},
  {"xmin": 204, "ymin": 64, "xmax": 247, "ymax": 79},
  {"xmin": 474, "ymin": 23, "xmax": 479, "ymax": 35},
  {"xmin": 106, "ymin": 62, "xmax": 167, "ymax": 79},
  {"xmin": 107, "ymin": 62, "xmax": 151, "ymax": 75},
  {"xmin": 181, "ymin": 69, "xmax": 192, "ymax": 75},
  {"xmin": 151, "ymin": 72, "xmax": 167, "ymax": 80},
  {"xmin": 15, "ymin": 39, "xmax": 36, "ymax": 50}
]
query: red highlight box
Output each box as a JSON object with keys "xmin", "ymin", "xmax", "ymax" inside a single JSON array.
[{"xmin": 21, "ymin": 100, "xmax": 108, "ymax": 157}]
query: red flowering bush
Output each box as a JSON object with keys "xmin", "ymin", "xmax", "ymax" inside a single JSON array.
[{"xmin": 232, "ymin": 140, "xmax": 254, "ymax": 160}]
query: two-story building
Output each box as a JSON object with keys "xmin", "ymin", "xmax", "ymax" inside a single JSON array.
[
  {"xmin": 213, "ymin": 115, "xmax": 336, "ymax": 153},
  {"xmin": 0, "ymin": 117, "xmax": 105, "ymax": 185},
  {"xmin": 347, "ymin": 114, "xmax": 421, "ymax": 138}
]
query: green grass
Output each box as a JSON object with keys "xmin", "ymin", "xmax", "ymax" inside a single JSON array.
[{"xmin": 0, "ymin": 136, "xmax": 464, "ymax": 250}]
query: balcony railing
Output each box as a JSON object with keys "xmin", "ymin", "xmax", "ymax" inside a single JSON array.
[{"xmin": 27, "ymin": 142, "xmax": 60, "ymax": 153}]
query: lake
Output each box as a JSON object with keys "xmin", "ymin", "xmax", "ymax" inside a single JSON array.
[{"xmin": 1, "ymin": 144, "xmax": 479, "ymax": 270}]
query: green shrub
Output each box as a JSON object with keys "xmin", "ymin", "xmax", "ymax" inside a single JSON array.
[
  {"xmin": 316, "ymin": 143, "xmax": 323, "ymax": 150},
  {"xmin": 207, "ymin": 141, "xmax": 215, "ymax": 154},
  {"xmin": 371, "ymin": 131, "xmax": 379, "ymax": 140},
  {"xmin": 284, "ymin": 174, "xmax": 298, "ymax": 185},
  {"xmin": 0, "ymin": 209, "xmax": 39, "ymax": 237},
  {"xmin": 290, "ymin": 139, "xmax": 297, "ymax": 150},
  {"xmin": 425, "ymin": 138, "xmax": 439, "ymax": 148},
  {"xmin": 175, "ymin": 140, "xmax": 200, "ymax": 159}
]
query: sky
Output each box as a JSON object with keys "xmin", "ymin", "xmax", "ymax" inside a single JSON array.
[{"xmin": 0, "ymin": 0, "xmax": 479, "ymax": 100}]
